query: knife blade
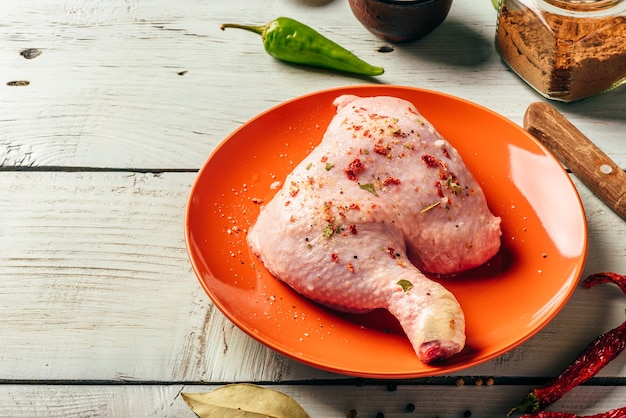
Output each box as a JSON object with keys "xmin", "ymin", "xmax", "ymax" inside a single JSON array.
[{"xmin": 523, "ymin": 102, "xmax": 626, "ymax": 221}]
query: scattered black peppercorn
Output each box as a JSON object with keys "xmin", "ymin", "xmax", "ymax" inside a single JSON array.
[
  {"xmin": 386, "ymin": 383, "xmax": 397, "ymax": 392},
  {"xmin": 463, "ymin": 410, "xmax": 472, "ymax": 417},
  {"xmin": 406, "ymin": 402, "xmax": 416, "ymax": 412},
  {"xmin": 375, "ymin": 413, "xmax": 384, "ymax": 418}
]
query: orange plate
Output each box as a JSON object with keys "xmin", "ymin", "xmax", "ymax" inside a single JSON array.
[{"xmin": 185, "ymin": 86, "xmax": 587, "ymax": 378}]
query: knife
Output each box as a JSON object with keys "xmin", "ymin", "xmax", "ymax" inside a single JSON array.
[{"xmin": 523, "ymin": 102, "xmax": 626, "ymax": 221}]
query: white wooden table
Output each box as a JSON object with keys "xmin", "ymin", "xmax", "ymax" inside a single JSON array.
[{"xmin": 1, "ymin": 0, "xmax": 625, "ymax": 416}]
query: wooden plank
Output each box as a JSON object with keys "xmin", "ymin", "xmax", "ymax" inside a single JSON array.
[
  {"xmin": 0, "ymin": 171, "xmax": 624, "ymax": 383},
  {"xmin": 0, "ymin": 384, "xmax": 624, "ymax": 417},
  {"xmin": 0, "ymin": 0, "xmax": 624, "ymax": 169},
  {"xmin": 0, "ymin": 171, "xmax": 289, "ymax": 382},
  {"xmin": 0, "ymin": 171, "xmax": 332, "ymax": 382}
]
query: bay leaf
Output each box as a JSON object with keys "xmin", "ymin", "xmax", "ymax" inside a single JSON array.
[{"xmin": 182, "ymin": 383, "xmax": 310, "ymax": 418}]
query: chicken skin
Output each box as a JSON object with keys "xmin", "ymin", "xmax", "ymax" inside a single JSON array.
[{"xmin": 247, "ymin": 95, "xmax": 502, "ymax": 364}]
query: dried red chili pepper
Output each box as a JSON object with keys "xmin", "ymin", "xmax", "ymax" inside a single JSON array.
[
  {"xmin": 509, "ymin": 320, "xmax": 626, "ymax": 415},
  {"xmin": 583, "ymin": 272, "xmax": 626, "ymax": 294},
  {"xmin": 508, "ymin": 272, "xmax": 626, "ymax": 416},
  {"xmin": 518, "ymin": 405, "xmax": 626, "ymax": 418}
]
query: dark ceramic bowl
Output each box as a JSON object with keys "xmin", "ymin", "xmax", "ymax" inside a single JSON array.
[{"xmin": 349, "ymin": 0, "xmax": 453, "ymax": 42}]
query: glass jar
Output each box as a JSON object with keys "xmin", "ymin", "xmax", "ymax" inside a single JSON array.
[{"xmin": 495, "ymin": 0, "xmax": 626, "ymax": 101}]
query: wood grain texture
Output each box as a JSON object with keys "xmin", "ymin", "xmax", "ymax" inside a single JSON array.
[
  {"xmin": 525, "ymin": 102, "xmax": 626, "ymax": 221},
  {"xmin": 0, "ymin": 171, "xmax": 301, "ymax": 383},
  {"xmin": 0, "ymin": 384, "xmax": 624, "ymax": 417},
  {"xmin": 1, "ymin": 0, "xmax": 625, "ymax": 415},
  {"xmin": 0, "ymin": 0, "xmax": 624, "ymax": 169},
  {"xmin": 0, "ymin": 172, "xmax": 624, "ymax": 382}
]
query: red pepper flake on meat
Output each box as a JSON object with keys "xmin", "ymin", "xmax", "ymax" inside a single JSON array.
[
  {"xmin": 423, "ymin": 153, "xmax": 464, "ymax": 198},
  {"xmin": 290, "ymin": 187, "xmax": 299, "ymax": 198},
  {"xmin": 435, "ymin": 182, "xmax": 444, "ymax": 198},
  {"xmin": 373, "ymin": 142, "xmax": 389, "ymax": 156},
  {"xmin": 442, "ymin": 148, "xmax": 451, "ymax": 159},
  {"xmin": 386, "ymin": 246, "xmax": 397, "ymax": 259},
  {"xmin": 349, "ymin": 224, "xmax": 358, "ymax": 234},
  {"xmin": 392, "ymin": 129, "xmax": 406, "ymax": 138},
  {"xmin": 349, "ymin": 203, "xmax": 360, "ymax": 211},
  {"xmin": 383, "ymin": 177, "xmax": 401, "ymax": 186},
  {"xmin": 346, "ymin": 263, "xmax": 355, "ymax": 273},
  {"xmin": 331, "ymin": 253, "xmax": 339, "ymax": 263},
  {"xmin": 422, "ymin": 154, "xmax": 449, "ymax": 170},
  {"xmin": 344, "ymin": 158, "xmax": 365, "ymax": 181},
  {"xmin": 422, "ymin": 154, "xmax": 438, "ymax": 168},
  {"xmin": 323, "ymin": 200, "xmax": 335, "ymax": 223}
]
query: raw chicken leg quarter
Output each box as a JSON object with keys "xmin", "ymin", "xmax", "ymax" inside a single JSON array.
[{"xmin": 248, "ymin": 95, "xmax": 502, "ymax": 364}]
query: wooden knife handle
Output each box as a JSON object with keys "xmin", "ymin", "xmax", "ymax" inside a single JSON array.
[{"xmin": 524, "ymin": 102, "xmax": 626, "ymax": 221}]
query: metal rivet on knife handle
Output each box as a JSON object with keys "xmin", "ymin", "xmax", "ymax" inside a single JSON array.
[{"xmin": 523, "ymin": 102, "xmax": 626, "ymax": 222}]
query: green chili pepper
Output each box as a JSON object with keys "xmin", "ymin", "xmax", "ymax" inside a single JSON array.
[{"xmin": 220, "ymin": 17, "xmax": 384, "ymax": 76}]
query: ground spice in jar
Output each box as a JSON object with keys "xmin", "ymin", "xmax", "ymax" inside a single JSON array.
[{"xmin": 496, "ymin": 1, "xmax": 626, "ymax": 101}]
